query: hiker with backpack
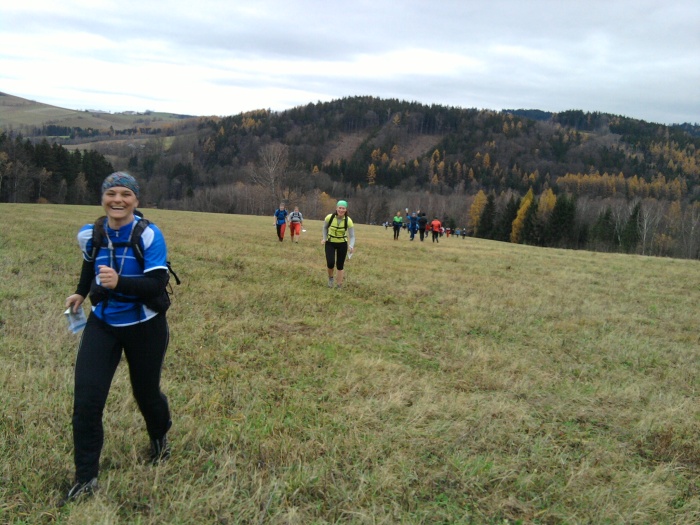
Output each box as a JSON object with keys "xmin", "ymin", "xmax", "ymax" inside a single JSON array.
[
  {"xmin": 417, "ymin": 212, "xmax": 428, "ymax": 241},
  {"xmin": 288, "ymin": 206, "xmax": 304, "ymax": 243},
  {"xmin": 62, "ymin": 172, "xmax": 173, "ymax": 505},
  {"xmin": 322, "ymin": 200, "xmax": 355, "ymax": 289},
  {"xmin": 273, "ymin": 203, "xmax": 288, "ymax": 241},
  {"xmin": 408, "ymin": 211, "xmax": 419, "ymax": 241}
]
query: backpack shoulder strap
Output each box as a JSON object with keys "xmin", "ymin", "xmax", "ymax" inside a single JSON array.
[
  {"xmin": 131, "ymin": 218, "xmax": 181, "ymax": 285},
  {"xmin": 129, "ymin": 218, "xmax": 150, "ymax": 266},
  {"xmin": 89, "ymin": 216, "xmax": 108, "ymax": 261},
  {"xmin": 96, "ymin": 217, "xmax": 149, "ymax": 266}
]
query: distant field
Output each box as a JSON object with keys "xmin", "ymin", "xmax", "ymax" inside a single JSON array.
[{"xmin": 1, "ymin": 203, "xmax": 699, "ymax": 523}]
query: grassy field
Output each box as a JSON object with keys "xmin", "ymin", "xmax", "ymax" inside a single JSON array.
[{"xmin": 1, "ymin": 204, "xmax": 699, "ymax": 524}]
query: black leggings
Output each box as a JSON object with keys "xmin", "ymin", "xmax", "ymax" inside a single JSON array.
[
  {"xmin": 393, "ymin": 225, "xmax": 401, "ymax": 239},
  {"xmin": 276, "ymin": 223, "xmax": 286, "ymax": 240},
  {"xmin": 325, "ymin": 241, "xmax": 348, "ymax": 271},
  {"xmin": 72, "ymin": 313, "xmax": 170, "ymax": 481}
]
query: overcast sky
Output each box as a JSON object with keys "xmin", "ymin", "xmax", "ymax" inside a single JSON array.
[{"xmin": 1, "ymin": 1, "xmax": 699, "ymax": 125}]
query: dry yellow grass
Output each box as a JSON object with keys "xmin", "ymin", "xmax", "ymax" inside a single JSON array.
[{"xmin": 1, "ymin": 203, "xmax": 699, "ymax": 524}]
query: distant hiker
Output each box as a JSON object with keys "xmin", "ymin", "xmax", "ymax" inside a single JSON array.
[
  {"xmin": 418, "ymin": 212, "xmax": 428, "ymax": 241},
  {"xmin": 288, "ymin": 206, "xmax": 304, "ymax": 243},
  {"xmin": 408, "ymin": 212, "xmax": 419, "ymax": 241},
  {"xmin": 273, "ymin": 203, "xmax": 288, "ymax": 241},
  {"xmin": 430, "ymin": 217, "xmax": 442, "ymax": 243},
  {"xmin": 322, "ymin": 200, "xmax": 355, "ymax": 289},
  {"xmin": 392, "ymin": 211, "xmax": 402, "ymax": 240},
  {"xmin": 62, "ymin": 172, "xmax": 172, "ymax": 505}
]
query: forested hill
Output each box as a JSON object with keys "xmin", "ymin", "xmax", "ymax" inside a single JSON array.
[
  {"xmin": 4, "ymin": 95, "xmax": 700, "ymax": 202},
  {"xmin": 199, "ymin": 97, "xmax": 700, "ymax": 199},
  {"xmin": 2, "ymin": 95, "xmax": 700, "ymax": 258}
]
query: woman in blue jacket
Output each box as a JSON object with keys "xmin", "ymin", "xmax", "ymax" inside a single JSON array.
[{"xmin": 62, "ymin": 172, "xmax": 172, "ymax": 504}]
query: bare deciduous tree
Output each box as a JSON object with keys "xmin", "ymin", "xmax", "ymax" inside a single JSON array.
[
  {"xmin": 248, "ymin": 143, "xmax": 289, "ymax": 203},
  {"xmin": 637, "ymin": 198, "xmax": 664, "ymax": 255}
]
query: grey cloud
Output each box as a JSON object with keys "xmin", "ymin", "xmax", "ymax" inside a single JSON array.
[{"xmin": 2, "ymin": 0, "xmax": 699, "ymax": 123}]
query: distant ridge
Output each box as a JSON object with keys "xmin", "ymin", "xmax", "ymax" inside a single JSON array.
[{"xmin": 0, "ymin": 92, "xmax": 198, "ymax": 131}]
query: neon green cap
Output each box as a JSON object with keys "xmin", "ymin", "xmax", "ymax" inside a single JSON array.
[{"xmin": 337, "ymin": 200, "xmax": 348, "ymax": 207}]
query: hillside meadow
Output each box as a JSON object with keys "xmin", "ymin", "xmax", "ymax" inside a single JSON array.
[
  {"xmin": 0, "ymin": 92, "xmax": 198, "ymax": 131},
  {"xmin": 1, "ymin": 203, "xmax": 699, "ymax": 524}
]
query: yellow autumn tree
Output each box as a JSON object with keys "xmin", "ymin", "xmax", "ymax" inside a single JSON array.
[
  {"xmin": 468, "ymin": 190, "xmax": 487, "ymax": 235},
  {"xmin": 510, "ymin": 188, "xmax": 534, "ymax": 243},
  {"xmin": 367, "ymin": 164, "xmax": 377, "ymax": 185},
  {"xmin": 437, "ymin": 160, "xmax": 445, "ymax": 177},
  {"xmin": 537, "ymin": 188, "xmax": 556, "ymax": 221},
  {"xmin": 319, "ymin": 191, "xmax": 336, "ymax": 212}
]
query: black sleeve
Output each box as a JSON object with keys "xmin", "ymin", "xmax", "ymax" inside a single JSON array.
[
  {"xmin": 75, "ymin": 258, "xmax": 94, "ymax": 298},
  {"xmin": 113, "ymin": 269, "xmax": 169, "ymax": 299}
]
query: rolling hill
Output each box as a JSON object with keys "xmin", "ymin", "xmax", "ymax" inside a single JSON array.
[{"xmin": 0, "ymin": 91, "xmax": 199, "ymax": 132}]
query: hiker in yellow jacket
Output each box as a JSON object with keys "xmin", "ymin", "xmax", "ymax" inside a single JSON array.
[{"xmin": 321, "ymin": 200, "xmax": 355, "ymax": 289}]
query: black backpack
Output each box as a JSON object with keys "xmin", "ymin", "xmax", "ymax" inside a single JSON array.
[{"xmin": 89, "ymin": 216, "xmax": 180, "ymax": 312}]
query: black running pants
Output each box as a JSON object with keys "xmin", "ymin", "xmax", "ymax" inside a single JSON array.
[
  {"xmin": 72, "ymin": 313, "xmax": 170, "ymax": 481},
  {"xmin": 325, "ymin": 241, "xmax": 348, "ymax": 271}
]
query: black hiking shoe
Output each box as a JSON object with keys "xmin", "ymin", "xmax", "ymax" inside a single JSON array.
[
  {"xmin": 59, "ymin": 477, "xmax": 98, "ymax": 506},
  {"xmin": 149, "ymin": 435, "xmax": 171, "ymax": 465}
]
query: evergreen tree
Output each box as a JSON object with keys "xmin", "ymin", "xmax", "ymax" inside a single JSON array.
[
  {"xmin": 521, "ymin": 199, "xmax": 541, "ymax": 245},
  {"xmin": 494, "ymin": 195, "xmax": 520, "ymax": 242},
  {"xmin": 477, "ymin": 194, "xmax": 496, "ymax": 239},
  {"xmin": 591, "ymin": 207, "xmax": 617, "ymax": 250},
  {"xmin": 546, "ymin": 193, "xmax": 577, "ymax": 247},
  {"xmin": 620, "ymin": 202, "xmax": 641, "ymax": 252}
]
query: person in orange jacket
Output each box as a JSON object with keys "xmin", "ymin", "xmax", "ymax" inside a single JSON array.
[{"xmin": 430, "ymin": 217, "xmax": 442, "ymax": 243}]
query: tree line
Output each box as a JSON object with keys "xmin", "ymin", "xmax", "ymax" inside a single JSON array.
[
  {"xmin": 2, "ymin": 97, "xmax": 699, "ymax": 259},
  {"xmin": 0, "ymin": 133, "xmax": 113, "ymax": 204}
]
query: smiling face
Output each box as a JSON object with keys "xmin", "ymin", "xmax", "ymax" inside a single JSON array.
[
  {"xmin": 102, "ymin": 186, "xmax": 139, "ymax": 228},
  {"xmin": 336, "ymin": 205, "xmax": 347, "ymax": 216}
]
